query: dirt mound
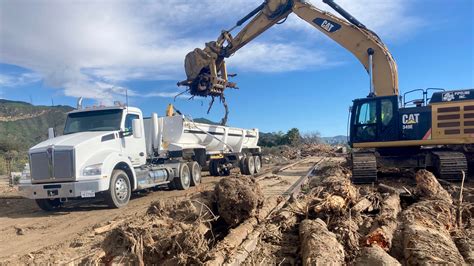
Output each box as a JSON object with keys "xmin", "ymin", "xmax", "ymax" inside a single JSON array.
[
  {"xmin": 100, "ymin": 199, "xmax": 216, "ymax": 265},
  {"xmin": 215, "ymin": 176, "xmax": 264, "ymax": 227}
]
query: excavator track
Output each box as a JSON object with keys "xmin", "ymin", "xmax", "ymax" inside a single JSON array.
[
  {"xmin": 351, "ymin": 152, "xmax": 377, "ymax": 184},
  {"xmin": 432, "ymin": 151, "xmax": 467, "ymax": 181}
]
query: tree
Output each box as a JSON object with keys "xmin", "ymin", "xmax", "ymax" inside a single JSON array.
[
  {"xmin": 301, "ymin": 131, "xmax": 322, "ymax": 144},
  {"xmin": 285, "ymin": 128, "xmax": 301, "ymax": 146}
]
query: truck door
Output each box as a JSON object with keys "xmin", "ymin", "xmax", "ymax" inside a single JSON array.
[{"xmin": 122, "ymin": 113, "xmax": 146, "ymax": 166}]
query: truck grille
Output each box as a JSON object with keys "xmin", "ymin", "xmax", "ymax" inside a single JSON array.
[{"xmin": 30, "ymin": 149, "xmax": 75, "ymax": 183}]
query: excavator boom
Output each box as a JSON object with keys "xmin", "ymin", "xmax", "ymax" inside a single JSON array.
[{"xmin": 179, "ymin": 0, "xmax": 398, "ymax": 99}]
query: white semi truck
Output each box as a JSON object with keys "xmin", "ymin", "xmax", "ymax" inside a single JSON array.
[{"xmin": 19, "ymin": 103, "xmax": 261, "ymax": 211}]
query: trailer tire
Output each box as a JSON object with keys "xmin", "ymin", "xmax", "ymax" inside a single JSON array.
[
  {"xmin": 104, "ymin": 169, "xmax": 131, "ymax": 209},
  {"xmin": 242, "ymin": 156, "xmax": 255, "ymax": 175},
  {"xmin": 174, "ymin": 163, "xmax": 191, "ymax": 190},
  {"xmin": 35, "ymin": 199, "xmax": 62, "ymax": 212},
  {"xmin": 188, "ymin": 161, "xmax": 202, "ymax": 186},
  {"xmin": 210, "ymin": 159, "xmax": 230, "ymax": 176},
  {"xmin": 209, "ymin": 160, "xmax": 219, "ymax": 176},
  {"xmin": 254, "ymin": 155, "xmax": 262, "ymax": 174}
]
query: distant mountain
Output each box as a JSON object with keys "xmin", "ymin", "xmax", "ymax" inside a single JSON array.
[
  {"xmin": 321, "ymin": 135, "xmax": 348, "ymax": 145},
  {"xmin": 193, "ymin": 117, "xmax": 220, "ymax": 125},
  {"xmin": 0, "ymin": 99, "xmax": 74, "ymax": 151}
]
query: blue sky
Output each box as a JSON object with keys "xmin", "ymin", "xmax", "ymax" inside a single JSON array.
[{"xmin": 0, "ymin": 0, "xmax": 473, "ymax": 136}]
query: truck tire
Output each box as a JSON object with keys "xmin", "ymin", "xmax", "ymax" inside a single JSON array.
[
  {"xmin": 104, "ymin": 170, "xmax": 131, "ymax": 208},
  {"xmin": 35, "ymin": 199, "xmax": 62, "ymax": 212},
  {"xmin": 241, "ymin": 156, "xmax": 255, "ymax": 175},
  {"xmin": 254, "ymin": 155, "xmax": 262, "ymax": 174},
  {"xmin": 174, "ymin": 163, "xmax": 191, "ymax": 190},
  {"xmin": 188, "ymin": 161, "xmax": 202, "ymax": 186}
]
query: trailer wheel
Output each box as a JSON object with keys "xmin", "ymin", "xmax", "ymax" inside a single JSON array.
[
  {"xmin": 35, "ymin": 199, "xmax": 62, "ymax": 212},
  {"xmin": 104, "ymin": 169, "xmax": 131, "ymax": 208},
  {"xmin": 174, "ymin": 163, "xmax": 191, "ymax": 190},
  {"xmin": 188, "ymin": 161, "xmax": 202, "ymax": 186},
  {"xmin": 254, "ymin": 155, "xmax": 262, "ymax": 174},
  {"xmin": 210, "ymin": 159, "xmax": 230, "ymax": 176},
  {"xmin": 241, "ymin": 156, "xmax": 255, "ymax": 175},
  {"xmin": 209, "ymin": 160, "xmax": 218, "ymax": 176}
]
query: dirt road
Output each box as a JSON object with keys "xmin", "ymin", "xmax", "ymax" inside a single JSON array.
[{"xmin": 0, "ymin": 173, "xmax": 227, "ymax": 263}]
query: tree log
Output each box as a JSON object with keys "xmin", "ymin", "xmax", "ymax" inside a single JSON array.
[
  {"xmin": 355, "ymin": 246, "xmax": 401, "ymax": 266},
  {"xmin": 365, "ymin": 192, "xmax": 401, "ymax": 250},
  {"xmin": 402, "ymin": 200, "xmax": 464, "ymax": 265},
  {"xmin": 299, "ymin": 219, "xmax": 345, "ymax": 265}
]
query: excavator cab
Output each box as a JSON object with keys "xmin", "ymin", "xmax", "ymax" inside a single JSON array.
[{"xmin": 349, "ymin": 95, "xmax": 399, "ymax": 145}]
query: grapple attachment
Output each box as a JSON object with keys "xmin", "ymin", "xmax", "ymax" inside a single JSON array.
[{"xmin": 178, "ymin": 42, "xmax": 237, "ymax": 98}]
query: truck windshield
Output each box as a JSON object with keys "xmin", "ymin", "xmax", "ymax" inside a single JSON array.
[{"xmin": 64, "ymin": 109, "xmax": 123, "ymax": 134}]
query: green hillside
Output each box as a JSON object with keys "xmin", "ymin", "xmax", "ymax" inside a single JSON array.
[{"xmin": 0, "ymin": 99, "xmax": 74, "ymax": 174}]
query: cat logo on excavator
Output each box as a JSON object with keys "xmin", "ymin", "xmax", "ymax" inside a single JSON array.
[{"xmin": 313, "ymin": 18, "xmax": 341, "ymax": 33}]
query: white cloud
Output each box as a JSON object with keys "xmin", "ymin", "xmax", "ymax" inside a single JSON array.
[
  {"xmin": 282, "ymin": 0, "xmax": 423, "ymax": 40},
  {"xmin": 229, "ymin": 42, "xmax": 329, "ymax": 72},
  {"xmin": 142, "ymin": 90, "xmax": 189, "ymax": 99},
  {"xmin": 0, "ymin": 0, "xmax": 420, "ymax": 102},
  {"xmin": 0, "ymin": 72, "xmax": 42, "ymax": 87}
]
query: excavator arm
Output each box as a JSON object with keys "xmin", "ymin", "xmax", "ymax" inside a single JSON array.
[{"xmin": 178, "ymin": 0, "xmax": 399, "ymax": 120}]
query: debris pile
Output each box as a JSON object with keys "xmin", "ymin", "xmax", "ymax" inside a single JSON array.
[
  {"xmin": 97, "ymin": 176, "xmax": 265, "ymax": 265},
  {"xmin": 262, "ymin": 143, "xmax": 337, "ymax": 162},
  {"xmin": 244, "ymin": 159, "xmax": 473, "ymax": 265},
  {"xmin": 100, "ymin": 199, "xmax": 216, "ymax": 265}
]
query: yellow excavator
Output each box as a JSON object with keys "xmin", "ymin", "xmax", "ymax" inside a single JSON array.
[{"xmin": 178, "ymin": 0, "xmax": 473, "ymax": 183}]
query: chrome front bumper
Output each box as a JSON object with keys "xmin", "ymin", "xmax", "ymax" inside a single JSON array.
[{"xmin": 18, "ymin": 179, "xmax": 105, "ymax": 199}]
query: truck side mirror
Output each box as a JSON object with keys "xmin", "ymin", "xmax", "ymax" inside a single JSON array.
[
  {"xmin": 132, "ymin": 119, "xmax": 142, "ymax": 139},
  {"xmin": 48, "ymin": 128, "xmax": 55, "ymax": 139}
]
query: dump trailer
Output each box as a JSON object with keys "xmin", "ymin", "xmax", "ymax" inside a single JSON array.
[{"xmin": 18, "ymin": 103, "xmax": 261, "ymax": 211}]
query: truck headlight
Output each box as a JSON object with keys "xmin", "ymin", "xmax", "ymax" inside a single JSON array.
[{"xmin": 83, "ymin": 164, "xmax": 102, "ymax": 176}]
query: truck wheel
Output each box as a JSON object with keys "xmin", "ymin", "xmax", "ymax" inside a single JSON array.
[
  {"xmin": 35, "ymin": 199, "xmax": 62, "ymax": 212},
  {"xmin": 174, "ymin": 163, "xmax": 191, "ymax": 190},
  {"xmin": 254, "ymin": 155, "xmax": 262, "ymax": 174},
  {"xmin": 242, "ymin": 156, "xmax": 255, "ymax": 175},
  {"xmin": 239, "ymin": 157, "xmax": 246, "ymax": 175},
  {"xmin": 104, "ymin": 170, "xmax": 131, "ymax": 208},
  {"xmin": 188, "ymin": 161, "xmax": 202, "ymax": 186}
]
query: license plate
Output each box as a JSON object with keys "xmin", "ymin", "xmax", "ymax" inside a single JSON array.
[{"xmin": 81, "ymin": 190, "xmax": 95, "ymax": 198}]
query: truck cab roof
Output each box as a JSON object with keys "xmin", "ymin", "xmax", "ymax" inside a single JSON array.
[{"xmin": 68, "ymin": 106, "xmax": 142, "ymax": 115}]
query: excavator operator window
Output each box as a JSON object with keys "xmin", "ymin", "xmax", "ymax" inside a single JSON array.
[
  {"xmin": 354, "ymin": 101, "xmax": 377, "ymax": 142},
  {"xmin": 381, "ymin": 99, "xmax": 393, "ymax": 126}
]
